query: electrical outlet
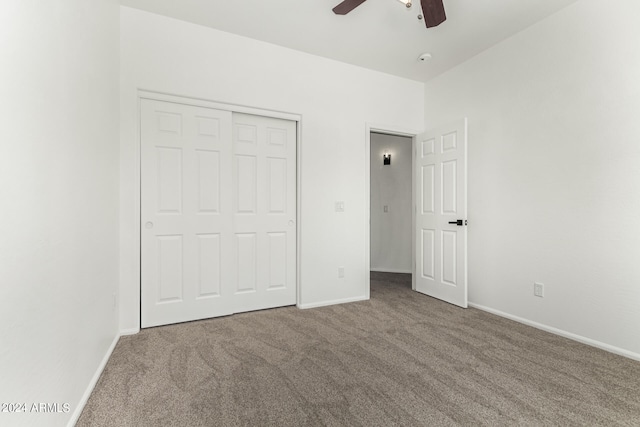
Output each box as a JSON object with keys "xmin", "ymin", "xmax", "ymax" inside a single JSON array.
[
  {"xmin": 534, "ymin": 282, "xmax": 544, "ymax": 298},
  {"xmin": 338, "ymin": 267, "xmax": 345, "ymax": 278},
  {"xmin": 383, "ymin": 205, "xmax": 389, "ymax": 213}
]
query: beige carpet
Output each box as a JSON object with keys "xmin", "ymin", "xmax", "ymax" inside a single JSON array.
[{"xmin": 78, "ymin": 273, "xmax": 640, "ymax": 426}]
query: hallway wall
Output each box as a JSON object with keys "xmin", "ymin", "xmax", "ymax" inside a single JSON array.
[{"xmin": 370, "ymin": 133, "xmax": 413, "ymax": 273}]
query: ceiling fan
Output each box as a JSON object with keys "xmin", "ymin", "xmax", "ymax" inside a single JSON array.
[{"xmin": 332, "ymin": 0, "xmax": 446, "ymax": 28}]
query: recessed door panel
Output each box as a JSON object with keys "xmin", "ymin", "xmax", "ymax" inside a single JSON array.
[
  {"xmin": 157, "ymin": 148, "xmax": 182, "ymax": 214},
  {"xmin": 157, "ymin": 112, "xmax": 182, "ymax": 134},
  {"xmin": 421, "ymin": 229, "xmax": 435, "ymax": 280},
  {"xmin": 157, "ymin": 235, "xmax": 183, "ymax": 303},
  {"xmin": 196, "ymin": 116, "xmax": 220, "ymax": 140},
  {"xmin": 267, "ymin": 232, "xmax": 287, "ymax": 290},
  {"xmin": 267, "ymin": 128, "xmax": 287, "ymax": 147},
  {"xmin": 197, "ymin": 234, "xmax": 221, "ymax": 298},
  {"xmin": 441, "ymin": 131, "xmax": 457, "ymax": 153},
  {"xmin": 422, "ymin": 138, "xmax": 435, "ymax": 157},
  {"xmin": 196, "ymin": 150, "xmax": 220, "ymax": 213},
  {"xmin": 422, "ymin": 164, "xmax": 435, "ymax": 214},
  {"xmin": 267, "ymin": 157, "xmax": 287, "ymax": 214},
  {"xmin": 236, "ymin": 155, "xmax": 257, "ymax": 214},
  {"xmin": 442, "ymin": 160, "xmax": 457, "ymax": 215},
  {"xmin": 236, "ymin": 233, "xmax": 257, "ymax": 293},
  {"xmin": 236, "ymin": 124, "xmax": 257, "ymax": 146},
  {"xmin": 441, "ymin": 230, "xmax": 457, "ymax": 286}
]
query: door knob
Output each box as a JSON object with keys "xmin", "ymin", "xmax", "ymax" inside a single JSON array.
[
  {"xmin": 448, "ymin": 219, "xmax": 467, "ymax": 226},
  {"xmin": 145, "ymin": 221, "xmax": 154, "ymax": 229},
  {"xmin": 288, "ymin": 220, "xmax": 295, "ymax": 226}
]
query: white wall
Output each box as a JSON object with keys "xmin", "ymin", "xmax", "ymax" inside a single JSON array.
[
  {"xmin": 370, "ymin": 133, "xmax": 413, "ymax": 273},
  {"xmin": 0, "ymin": 1, "xmax": 120, "ymax": 426},
  {"xmin": 424, "ymin": 0, "xmax": 640, "ymax": 358},
  {"xmin": 119, "ymin": 7, "xmax": 424, "ymax": 330}
]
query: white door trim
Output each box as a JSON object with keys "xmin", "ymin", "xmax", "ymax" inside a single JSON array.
[
  {"xmin": 365, "ymin": 123, "xmax": 420, "ymax": 298},
  {"xmin": 138, "ymin": 90, "xmax": 301, "ymax": 122},
  {"xmin": 132, "ymin": 90, "xmax": 303, "ymax": 331}
]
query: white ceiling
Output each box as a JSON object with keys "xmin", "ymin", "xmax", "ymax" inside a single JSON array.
[{"xmin": 119, "ymin": 0, "xmax": 579, "ymax": 82}]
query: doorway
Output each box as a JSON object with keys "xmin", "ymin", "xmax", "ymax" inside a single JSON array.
[
  {"xmin": 365, "ymin": 120, "xmax": 468, "ymax": 307},
  {"xmin": 370, "ymin": 132, "xmax": 413, "ymax": 273},
  {"xmin": 366, "ymin": 126, "xmax": 417, "ymax": 297}
]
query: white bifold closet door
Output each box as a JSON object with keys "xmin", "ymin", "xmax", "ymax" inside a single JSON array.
[{"xmin": 141, "ymin": 99, "xmax": 296, "ymax": 328}]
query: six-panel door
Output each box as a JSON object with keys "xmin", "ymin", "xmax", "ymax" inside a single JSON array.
[
  {"xmin": 141, "ymin": 100, "xmax": 296, "ymax": 327},
  {"xmin": 231, "ymin": 113, "xmax": 297, "ymax": 313},
  {"xmin": 415, "ymin": 119, "xmax": 467, "ymax": 308}
]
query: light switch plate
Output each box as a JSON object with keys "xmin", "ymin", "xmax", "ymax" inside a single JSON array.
[{"xmin": 534, "ymin": 282, "xmax": 544, "ymax": 298}]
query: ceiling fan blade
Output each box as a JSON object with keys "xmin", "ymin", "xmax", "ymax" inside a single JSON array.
[
  {"xmin": 332, "ymin": 0, "xmax": 367, "ymax": 15},
  {"xmin": 420, "ymin": 0, "xmax": 446, "ymax": 28}
]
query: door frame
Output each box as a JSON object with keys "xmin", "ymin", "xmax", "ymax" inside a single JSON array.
[
  {"xmin": 134, "ymin": 90, "xmax": 303, "ymax": 329},
  {"xmin": 365, "ymin": 123, "xmax": 420, "ymax": 298}
]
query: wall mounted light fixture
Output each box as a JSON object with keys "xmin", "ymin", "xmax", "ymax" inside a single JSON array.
[{"xmin": 383, "ymin": 153, "xmax": 391, "ymax": 165}]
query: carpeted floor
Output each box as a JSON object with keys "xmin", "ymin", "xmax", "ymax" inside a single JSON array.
[{"xmin": 78, "ymin": 273, "xmax": 640, "ymax": 426}]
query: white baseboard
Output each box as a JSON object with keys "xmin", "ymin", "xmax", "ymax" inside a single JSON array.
[
  {"xmin": 67, "ymin": 333, "xmax": 120, "ymax": 427},
  {"xmin": 469, "ymin": 302, "xmax": 640, "ymax": 362},
  {"xmin": 298, "ymin": 295, "xmax": 368, "ymax": 310},
  {"xmin": 370, "ymin": 268, "xmax": 412, "ymax": 274},
  {"xmin": 119, "ymin": 327, "xmax": 140, "ymax": 336}
]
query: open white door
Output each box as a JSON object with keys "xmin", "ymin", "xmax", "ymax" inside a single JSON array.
[{"xmin": 415, "ymin": 118, "xmax": 467, "ymax": 308}]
